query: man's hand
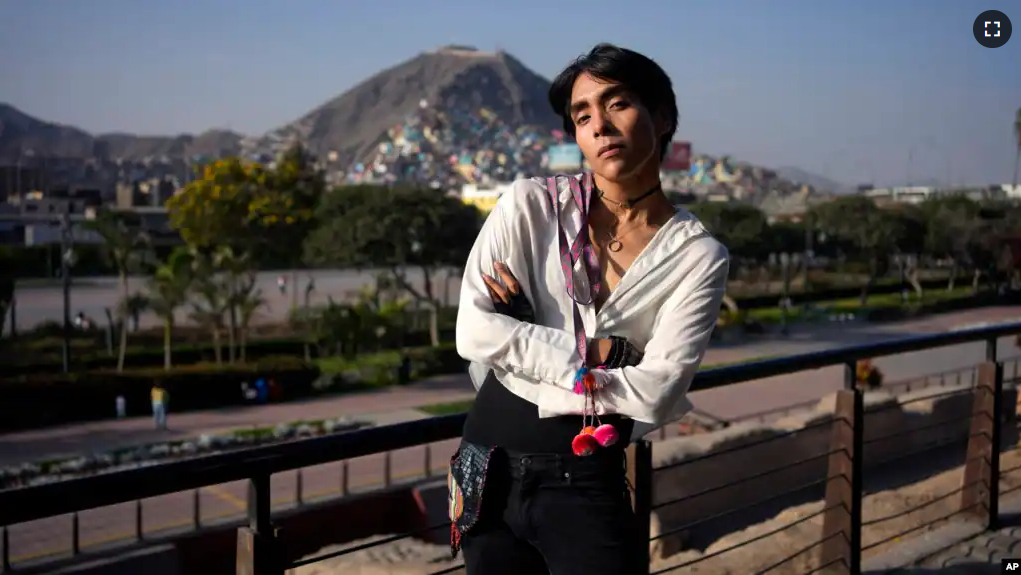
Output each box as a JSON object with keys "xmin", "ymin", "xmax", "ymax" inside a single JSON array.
[
  {"xmin": 482, "ymin": 262, "xmax": 535, "ymax": 323},
  {"xmin": 482, "ymin": 262, "xmax": 642, "ymax": 369},
  {"xmin": 587, "ymin": 338, "xmax": 613, "ymax": 367},
  {"xmin": 588, "ymin": 337, "xmax": 644, "ymax": 368}
]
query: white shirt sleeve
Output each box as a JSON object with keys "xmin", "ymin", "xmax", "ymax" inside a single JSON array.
[
  {"xmin": 540, "ymin": 238, "xmax": 730, "ymax": 425},
  {"xmin": 455, "ymin": 189, "xmax": 585, "ymax": 387}
]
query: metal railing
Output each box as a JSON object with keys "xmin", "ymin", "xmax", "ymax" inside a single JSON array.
[{"xmin": 2, "ymin": 322, "xmax": 1021, "ymax": 574}]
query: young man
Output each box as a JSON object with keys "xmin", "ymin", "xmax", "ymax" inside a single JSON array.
[
  {"xmin": 151, "ymin": 382, "xmax": 168, "ymax": 430},
  {"xmin": 450, "ymin": 44, "xmax": 729, "ymax": 575}
]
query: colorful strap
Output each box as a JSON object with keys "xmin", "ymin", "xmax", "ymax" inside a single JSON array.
[{"xmin": 544, "ymin": 174, "xmax": 602, "ymax": 370}]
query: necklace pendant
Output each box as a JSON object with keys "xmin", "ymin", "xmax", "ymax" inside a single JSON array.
[{"xmin": 608, "ymin": 239, "xmax": 623, "ymax": 252}]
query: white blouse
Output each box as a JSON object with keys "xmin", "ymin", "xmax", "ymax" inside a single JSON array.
[{"xmin": 456, "ymin": 176, "xmax": 729, "ymax": 437}]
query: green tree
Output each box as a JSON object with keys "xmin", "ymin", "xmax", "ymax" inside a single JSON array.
[
  {"xmin": 920, "ymin": 196, "xmax": 980, "ymax": 290},
  {"xmin": 257, "ymin": 144, "xmax": 326, "ymax": 309},
  {"xmin": 306, "ymin": 185, "xmax": 482, "ymax": 346},
  {"xmin": 686, "ymin": 202, "xmax": 771, "ymax": 261},
  {"xmin": 84, "ymin": 211, "xmax": 151, "ymax": 371},
  {"xmin": 885, "ymin": 204, "xmax": 927, "ymax": 298},
  {"xmin": 165, "ymin": 157, "xmax": 266, "ymax": 253},
  {"xmin": 146, "ymin": 247, "xmax": 194, "ymax": 369},
  {"xmin": 807, "ymin": 196, "xmax": 906, "ymax": 304}
]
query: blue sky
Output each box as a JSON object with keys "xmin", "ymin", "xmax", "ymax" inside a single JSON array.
[{"xmin": 1, "ymin": 0, "xmax": 1018, "ymax": 187}]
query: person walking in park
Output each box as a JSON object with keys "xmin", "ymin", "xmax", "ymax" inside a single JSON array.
[
  {"xmin": 150, "ymin": 382, "xmax": 169, "ymax": 430},
  {"xmin": 449, "ymin": 44, "xmax": 729, "ymax": 575}
]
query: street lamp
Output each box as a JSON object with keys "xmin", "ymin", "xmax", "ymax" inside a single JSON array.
[
  {"xmin": 779, "ymin": 252, "xmax": 799, "ymax": 336},
  {"xmin": 59, "ymin": 207, "xmax": 76, "ymax": 374}
]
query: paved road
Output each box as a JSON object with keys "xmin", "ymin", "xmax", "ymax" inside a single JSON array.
[
  {"xmin": 864, "ymin": 491, "xmax": 1021, "ymax": 574},
  {"xmin": 4, "ymin": 307, "xmax": 1021, "ymax": 567},
  {"xmin": 11, "ymin": 268, "xmax": 461, "ymax": 332}
]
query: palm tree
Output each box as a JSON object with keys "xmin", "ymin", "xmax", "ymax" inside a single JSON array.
[
  {"xmin": 189, "ymin": 277, "xmax": 227, "ymax": 365},
  {"xmin": 1013, "ymin": 106, "xmax": 1021, "ymax": 192},
  {"xmin": 147, "ymin": 248, "xmax": 194, "ymax": 370},
  {"xmin": 233, "ymin": 274, "xmax": 265, "ymax": 363},
  {"xmin": 187, "ymin": 253, "xmax": 229, "ymax": 365},
  {"xmin": 85, "ymin": 211, "xmax": 150, "ymax": 371},
  {"xmin": 210, "ymin": 246, "xmax": 252, "ymax": 363},
  {"xmin": 118, "ymin": 293, "xmax": 149, "ymax": 333}
]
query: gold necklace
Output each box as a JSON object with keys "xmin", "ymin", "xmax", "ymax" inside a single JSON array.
[
  {"xmin": 604, "ymin": 215, "xmax": 647, "ymax": 253},
  {"xmin": 597, "ymin": 184, "xmax": 662, "ymax": 252}
]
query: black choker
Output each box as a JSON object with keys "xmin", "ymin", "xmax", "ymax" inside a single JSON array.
[{"xmin": 598, "ymin": 184, "xmax": 662, "ymax": 210}]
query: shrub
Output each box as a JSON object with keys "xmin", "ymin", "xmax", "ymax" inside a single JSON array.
[
  {"xmin": 317, "ymin": 344, "xmax": 466, "ymax": 390},
  {"xmin": 0, "ymin": 344, "xmax": 467, "ymax": 433},
  {"xmin": 0, "ymin": 362, "xmax": 320, "ymax": 433}
]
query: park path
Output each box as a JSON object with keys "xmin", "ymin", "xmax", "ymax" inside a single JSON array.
[{"xmin": 3, "ymin": 305, "xmax": 1020, "ymax": 468}]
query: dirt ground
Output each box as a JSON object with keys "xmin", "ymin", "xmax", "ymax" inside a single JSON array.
[
  {"xmin": 651, "ymin": 446, "xmax": 1021, "ymax": 574},
  {"xmin": 291, "ymin": 446, "xmax": 1021, "ymax": 575}
]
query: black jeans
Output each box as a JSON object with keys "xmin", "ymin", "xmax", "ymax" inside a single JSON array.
[{"xmin": 461, "ymin": 449, "xmax": 636, "ymax": 575}]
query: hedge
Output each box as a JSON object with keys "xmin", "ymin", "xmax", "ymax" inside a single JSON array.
[
  {"xmin": 314, "ymin": 344, "xmax": 466, "ymax": 390},
  {"xmin": 0, "ymin": 345, "xmax": 467, "ymax": 434},
  {"xmin": 0, "ymin": 326, "xmax": 457, "ymax": 378}
]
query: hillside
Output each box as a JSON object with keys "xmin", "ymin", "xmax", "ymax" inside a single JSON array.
[
  {"xmin": 0, "ymin": 46, "xmax": 557, "ymax": 168},
  {"xmin": 0, "ymin": 46, "xmax": 832, "ymax": 215},
  {"xmin": 246, "ymin": 46, "xmax": 561, "ymax": 168},
  {"xmin": 0, "ymin": 103, "xmax": 243, "ymax": 161},
  {"xmin": 773, "ymin": 166, "xmax": 852, "ymax": 195}
]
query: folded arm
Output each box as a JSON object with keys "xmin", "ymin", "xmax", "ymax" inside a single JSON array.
[
  {"xmin": 541, "ymin": 240, "xmax": 730, "ymax": 425},
  {"xmin": 455, "ymin": 191, "xmax": 584, "ymax": 386}
]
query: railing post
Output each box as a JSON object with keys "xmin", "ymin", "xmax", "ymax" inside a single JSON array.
[
  {"xmin": 135, "ymin": 499, "xmax": 144, "ymax": 540},
  {"xmin": 820, "ymin": 362, "xmax": 864, "ymax": 575},
  {"xmin": 341, "ymin": 460, "xmax": 349, "ymax": 496},
  {"xmin": 961, "ymin": 345, "xmax": 1003, "ymax": 529},
  {"xmin": 627, "ymin": 440, "xmax": 653, "ymax": 575},
  {"xmin": 193, "ymin": 489, "xmax": 202, "ymax": 528},
  {"xmin": 71, "ymin": 512, "xmax": 80, "ymax": 556},
  {"xmin": 424, "ymin": 444, "xmax": 432, "ymax": 478},
  {"xmin": 384, "ymin": 452, "xmax": 392, "ymax": 487},
  {"xmin": 2, "ymin": 525, "xmax": 10, "ymax": 572},
  {"xmin": 295, "ymin": 470, "xmax": 304, "ymax": 506},
  {"xmin": 236, "ymin": 474, "xmax": 281, "ymax": 575}
]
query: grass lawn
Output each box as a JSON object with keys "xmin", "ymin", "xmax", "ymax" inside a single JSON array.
[{"xmin": 744, "ymin": 286, "xmax": 977, "ymax": 324}]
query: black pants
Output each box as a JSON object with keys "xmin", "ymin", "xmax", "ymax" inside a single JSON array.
[{"xmin": 461, "ymin": 449, "xmax": 635, "ymax": 575}]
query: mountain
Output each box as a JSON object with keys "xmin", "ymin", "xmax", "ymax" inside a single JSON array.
[
  {"xmin": 254, "ymin": 45, "xmax": 561, "ymax": 167},
  {"xmin": 0, "ymin": 103, "xmax": 94, "ymax": 159},
  {"xmin": 0, "ymin": 46, "xmax": 558, "ymax": 168},
  {"xmin": 772, "ymin": 166, "xmax": 852, "ymax": 195},
  {"xmin": 0, "ymin": 103, "xmax": 243, "ymax": 162}
]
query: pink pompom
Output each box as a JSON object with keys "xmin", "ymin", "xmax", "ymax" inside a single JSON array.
[
  {"xmin": 571, "ymin": 433, "xmax": 600, "ymax": 456},
  {"xmin": 593, "ymin": 424, "xmax": 619, "ymax": 447}
]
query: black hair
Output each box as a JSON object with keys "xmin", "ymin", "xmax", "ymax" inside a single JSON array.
[{"xmin": 548, "ymin": 43, "xmax": 678, "ymax": 161}]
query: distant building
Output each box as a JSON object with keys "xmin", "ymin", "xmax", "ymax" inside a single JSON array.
[
  {"xmin": 116, "ymin": 176, "xmax": 179, "ymax": 208},
  {"xmin": 862, "ymin": 186, "xmax": 937, "ymax": 205},
  {"xmin": 460, "ymin": 182, "xmax": 514, "ymax": 213},
  {"xmin": 861, "ymin": 185, "xmax": 1017, "ymax": 206},
  {"xmin": 0, "ymin": 165, "xmax": 49, "ymax": 200}
]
